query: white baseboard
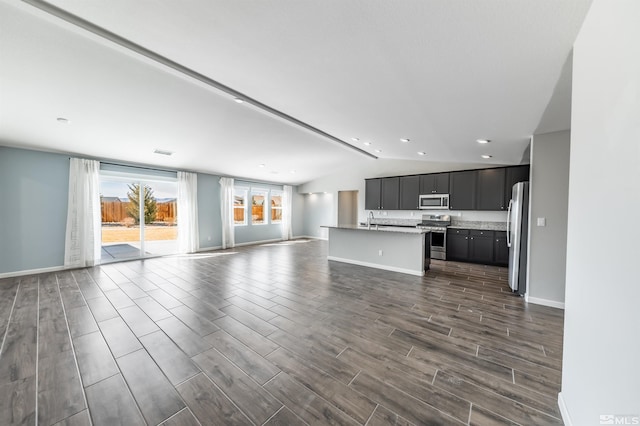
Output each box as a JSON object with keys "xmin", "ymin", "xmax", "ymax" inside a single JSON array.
[
  {"xmin": 327, "ymin": 256, "xmax": 424, "ymax": 277},
  {"xmin": 558, "ymin": 392, "xmax": 572, "ymax": 426},
  {"xmin": 235, "ymin": 238, "xmax": 284, "ymax": 247},
  {"xmin": 527, "ymin": 296, "xmax": 565, "ymax": 309},
  {"xmin": 196, "ymin": 245, "xmax": 223, "ymax": 253},
  {"xmin": 0, "ymin": 264, "xmax": 68, "ymax": 279}
]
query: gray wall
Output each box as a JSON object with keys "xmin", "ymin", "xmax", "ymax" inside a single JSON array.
[
  {"xmin": 197, "ymin": 173, "xmax": 222, "ymax": 250},
  {"xmin": 1, "ymin": 146, "xmax": 303, "ymax": 274},
  {"xmin": 526, "ymin": 130, "xmax": 570, "ymax": 306},
  {"xmin": 0, "ymin": 147, "xmax": 69, "ymax": 274},
  {"xmin": 302, "ymin": 193, "xmax": 334, "ymax": 239},
  {"xmin": 560, "ymin": 0, "xmax": 640, "ymax": 423}
]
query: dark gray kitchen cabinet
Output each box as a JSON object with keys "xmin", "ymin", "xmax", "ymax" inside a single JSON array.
[
  {"xmin": 504, "ymin": 165, "xmax": 530, "ymax": 206},
  {"xmin": 449, "ymin": 171, "xmax": 477, "ymax": 210},
  {"xmin": 494, "ymin": 231, "xmax": 509, "ymax": 266},
  {"xmin": 477, "ymin": 168, "xmax": 506, "ymax": 211},
  {"xmin": 447, "ymin": 229, "xmax": 469, "ymax": 261},
  {"xmin": 419, "ymin": 173, "xmax": 450, "ymax": 194},
  {"xmin": 469, "ymin": 230, "xmax": 494, "ymax": 264},
  {"xmin": 365, "ymin": 178, "xmax": 382, "ymax": 210},
  {"xmin": 365, "ymin": 177, "xmax": 399, "ymax": 210},
  {"xmin": 381, "ymin": 177, "xmax": 400, "ymax": 210},
  {"xmin": 399, "ymin": 176, "xmax": 420, "ymax": 210}
]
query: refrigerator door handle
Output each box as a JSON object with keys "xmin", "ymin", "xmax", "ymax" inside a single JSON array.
[{"xmin": 506, "ymin": 199, "xmax": 513, "ymax": 248}]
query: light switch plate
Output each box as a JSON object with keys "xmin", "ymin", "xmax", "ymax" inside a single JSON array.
[{"xmin": 537, "ymin": 217, "xmax": 546, "ymax": 227}]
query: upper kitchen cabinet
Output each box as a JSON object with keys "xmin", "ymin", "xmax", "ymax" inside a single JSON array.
[
  {"xmin": 365, "ymin": 178, "xmax": 382, "ymax": 210},
  {"xmin": 419, "ymin": 173, "xmax": 450, "ymax": 194},
  {"xmin": 381, "ymin": 177, "xmax": 400, "ymax": 210},
  {"xmin": 399, "ymin": 175, "xmax": 420, "ymax": 210},
  {"xmin": 504, "ymin": 165, "xmax": 530, "ymax": 205},
  {"xmin": 449, "ymin": 170, "xmax": 477, "ymax": 210},
  {"xmin": 477, "ymin": 168, "xmax": 506, "ymax": 210},
  {"xmin": 365, "ymin": 177, "xmax": 400, "ymax": 210}
]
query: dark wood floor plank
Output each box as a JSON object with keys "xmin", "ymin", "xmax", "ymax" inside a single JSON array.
[
  {"xmin": 72, "ymin": 331, "xmax": 119, "ymax": 387},
  {"xmin": 0, "ymin": 240, "xmax": 566, "ymax": 426},
  {"xmin": 98, "ymin": 317, "xmax": 142, "ymax": 358},
  {"xmin": 65, "ymin": 306, "xmax": 98, "ymax": 338},
  {"xmin": 117, "ymin": 305, "xmax": 159, "ymax": 337},
  {"xmin": 103, "ymin": 289, "xmax": 134, "ymax": 310},
  {"xmin": 0, "ymin": 305, "xmax": 37, "ymax": 383},
  {"xmin": 0, "ymin": 376, "xmax": 36, "ymax": 426},
  {"xmin": 157, "ymin": 316, "xmax": 212, "ymax": 357},
  {"xmin": 193, "ymin": 348, "xmax": 282, "ymax": 425},
  {"xmin": 169, "ymin": 305, "xmax": 220, "ymax": 337},
  {"xmin": 266, "ymin": 348, "xmax": 376, "ymax": 424},
  {"xmin": 205, "ymin": 330, "xmax": 280, "ymax": 385},
  {"xmin": 84, "ymin": 374, "xmax": 145, "ymax": 426},
  {"xmin": 85, "ymin": 296, "xmax": 119, "ymax": 323},
  {"xmin": 263, "ymin": 407, "xmax": 307, "ymax": 426},
  {"xmin": 52, "ymin": 409, "xmax": 91, "ymax": 426},
  {"xmin": 133, "ymin": 296, "xmax": 173, "ymax": 321},
  {"xmin": 213, "ymin": 315, "xmax": 279, "ymax": 356},
  {"xmin": 263, "ymin": 372, "xmax": 360, "ymax": 426},
  {"xmin": 139, "ymin": 330, "xmax": 201, "ymax": 386},
  {"xmin": 366, "ymin": 405, "xmax": 413, "ymax": 426},
  {"xmin": 37, "ymin": 350, "xmax": 86, "ymax": 426},
  {"xmin": 158, "ymin": 408, "xmax": 200, "ymax": 426},
  {"xmin": 116, "ymin": 349, "xmax": 185, "ymax": 425},
  {"xmin": 433, "ymin": 370, "xmax": 562, "ymax": 425},
  {"xmin": 176, "ymin": 373, "xmax": 252, "ymax": 426},
  {"xmin": 349, "ymin": 370, "xmax": 464, "ymax": 425}
]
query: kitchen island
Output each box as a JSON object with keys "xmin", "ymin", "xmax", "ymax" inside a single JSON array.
[{"xmin": 322, "ymin": 225, "xmax": 430, "ymax": 276}]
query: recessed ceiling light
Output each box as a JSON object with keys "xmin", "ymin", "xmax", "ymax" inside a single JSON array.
[
  {"xmin": 153, "ymin": 149, "xmax": 173, "ymax": 156},
  {"xmin": 270, "ymin": 171, "xmax": 279, "ymax": 174},
  {"xmin": 363, "ymin": 142, "xmax": 372, "ymax": 146},
  {"xmin": 56, "ymin": 117, "xmax": 70, "ymax": 124},
  {"xmin": 351, "ymin": 137, "xmax": 360, "ymax": 142},
  {"xmin": 477, "ymin": 139, "xmax": 491, "ymax": 144},
  {"xmin": 481, "ymin": 154, "xmax": 492, "ymax": 159},
  {"xmin": 400, "ymin": 138, "xmax": 410, "ymax": 143},
  {"xmin": 234, "ymin": 97, "xmax": 244, "ymax": 104},
  {"xmin": 290, "ymin": 170, "xmax": 296, "ymax": 174},
  {"xmin": 417, "ymin": 151, "xmax": 426, "ymax": 156},
  {"xmin": 375, "ymin": 149, "xmax": 382, "ymax": 153},
  {"xmin": 258, "ymin": 163, "xmax": 265, "ymax": 167}
]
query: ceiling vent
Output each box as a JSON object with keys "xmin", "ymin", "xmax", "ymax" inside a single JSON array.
[{"xmin": 153, "ymin": 149, "xmax": 173, "ymax": 156}]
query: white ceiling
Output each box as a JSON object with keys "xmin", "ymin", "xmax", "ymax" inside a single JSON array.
[{"xmin": 0, "ymin": 0, "xmax": 592, "ymax": 185}]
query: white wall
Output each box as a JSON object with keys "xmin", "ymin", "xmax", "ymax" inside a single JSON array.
[
  {"xmin": 560, "ymin": 1, "xmax": 640, "ymax": 424},
  {"xmin": 526, "ymin": 130, "xmax": 570, "ymax": 308}
]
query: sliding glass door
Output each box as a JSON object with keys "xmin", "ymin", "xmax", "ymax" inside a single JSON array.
[{"xmin": 100, "ymin": 175, "xmax": 177, "ymax": 262}]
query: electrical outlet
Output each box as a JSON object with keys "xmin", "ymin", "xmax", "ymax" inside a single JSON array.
[
  {"xmin": 378, "ymin": 250, "xmax": 383, "ymax": 256},
  {"xmin": 537, "ymin": 217, "xmax": 546, "ymax": 227},
  {"xmin": 207, "ymin": 236, "xmax": 212, "ymax": 241}
]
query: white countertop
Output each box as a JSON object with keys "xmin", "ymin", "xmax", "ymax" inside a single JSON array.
[{"xmin": 322, "ymin": 225, "xmax": 429, "ymax": 234}]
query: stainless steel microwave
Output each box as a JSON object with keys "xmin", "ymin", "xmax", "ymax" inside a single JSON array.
[{"xmin": 419, "ymin": 194, "xmax": 450, "ymax": 210}]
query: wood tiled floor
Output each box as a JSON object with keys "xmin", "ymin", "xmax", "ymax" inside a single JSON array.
[{"xmin": 0, "ymin": 239, "xmax": 564, "ymax": 425}]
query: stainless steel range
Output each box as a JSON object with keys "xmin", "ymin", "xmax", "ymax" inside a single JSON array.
[{"xmin": 417, "ymin": 214, "xmax": 451, "ymax": 260}]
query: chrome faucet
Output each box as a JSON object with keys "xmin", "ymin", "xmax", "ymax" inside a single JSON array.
[{"xmin": 367, "ymin": 211, "xmax": 375, "ymax": 229}]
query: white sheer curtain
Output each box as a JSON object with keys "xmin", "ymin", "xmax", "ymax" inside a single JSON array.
[
  {"xmin": 282, "ymin": 185, "xmax": 293, "ymax": 240},
  {"xmin": 219, "ymin": 177, "xmax": 235, "ymax": 249},
  {"xmin": 177, "ymin": 171, "xmax": 199, "ymax": 254},
  {"xmin": 64, "ymin": 158, "xmax": 101, "ymax": 268}
]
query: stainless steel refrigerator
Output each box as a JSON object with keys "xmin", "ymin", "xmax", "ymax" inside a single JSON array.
[{"xmin": 507, "ymin": 181, "xmax": 529, "ymax": 295}]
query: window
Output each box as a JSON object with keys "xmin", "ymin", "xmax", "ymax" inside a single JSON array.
[
  {"xmin": 271, "ymin": 191, "xmax": 283, "ymax": 223},
  {"xmin": 251, "ymin": 190, "xmax": 268, "ymax": 225},
  {"xmin": 234, "ymin": 188, "xmax": 247, "ymax": 225}
]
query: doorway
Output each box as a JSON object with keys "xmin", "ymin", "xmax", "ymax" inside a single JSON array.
[
  {"xmin": 100, "ymin": 176, "xmax": 178, "ymax": 262},
  {"xmin": 338, "ymin": 190, "xmax": 358, "ymax": 226}
]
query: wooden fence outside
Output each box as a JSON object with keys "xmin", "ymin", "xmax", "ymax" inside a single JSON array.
[
  {"xmin": 101, "ymin": 200, "xmax": 176, "ymax": 224},
  {"xmin": 234, "ymin": 206, "xmax": 282, "ymax": 223}
]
